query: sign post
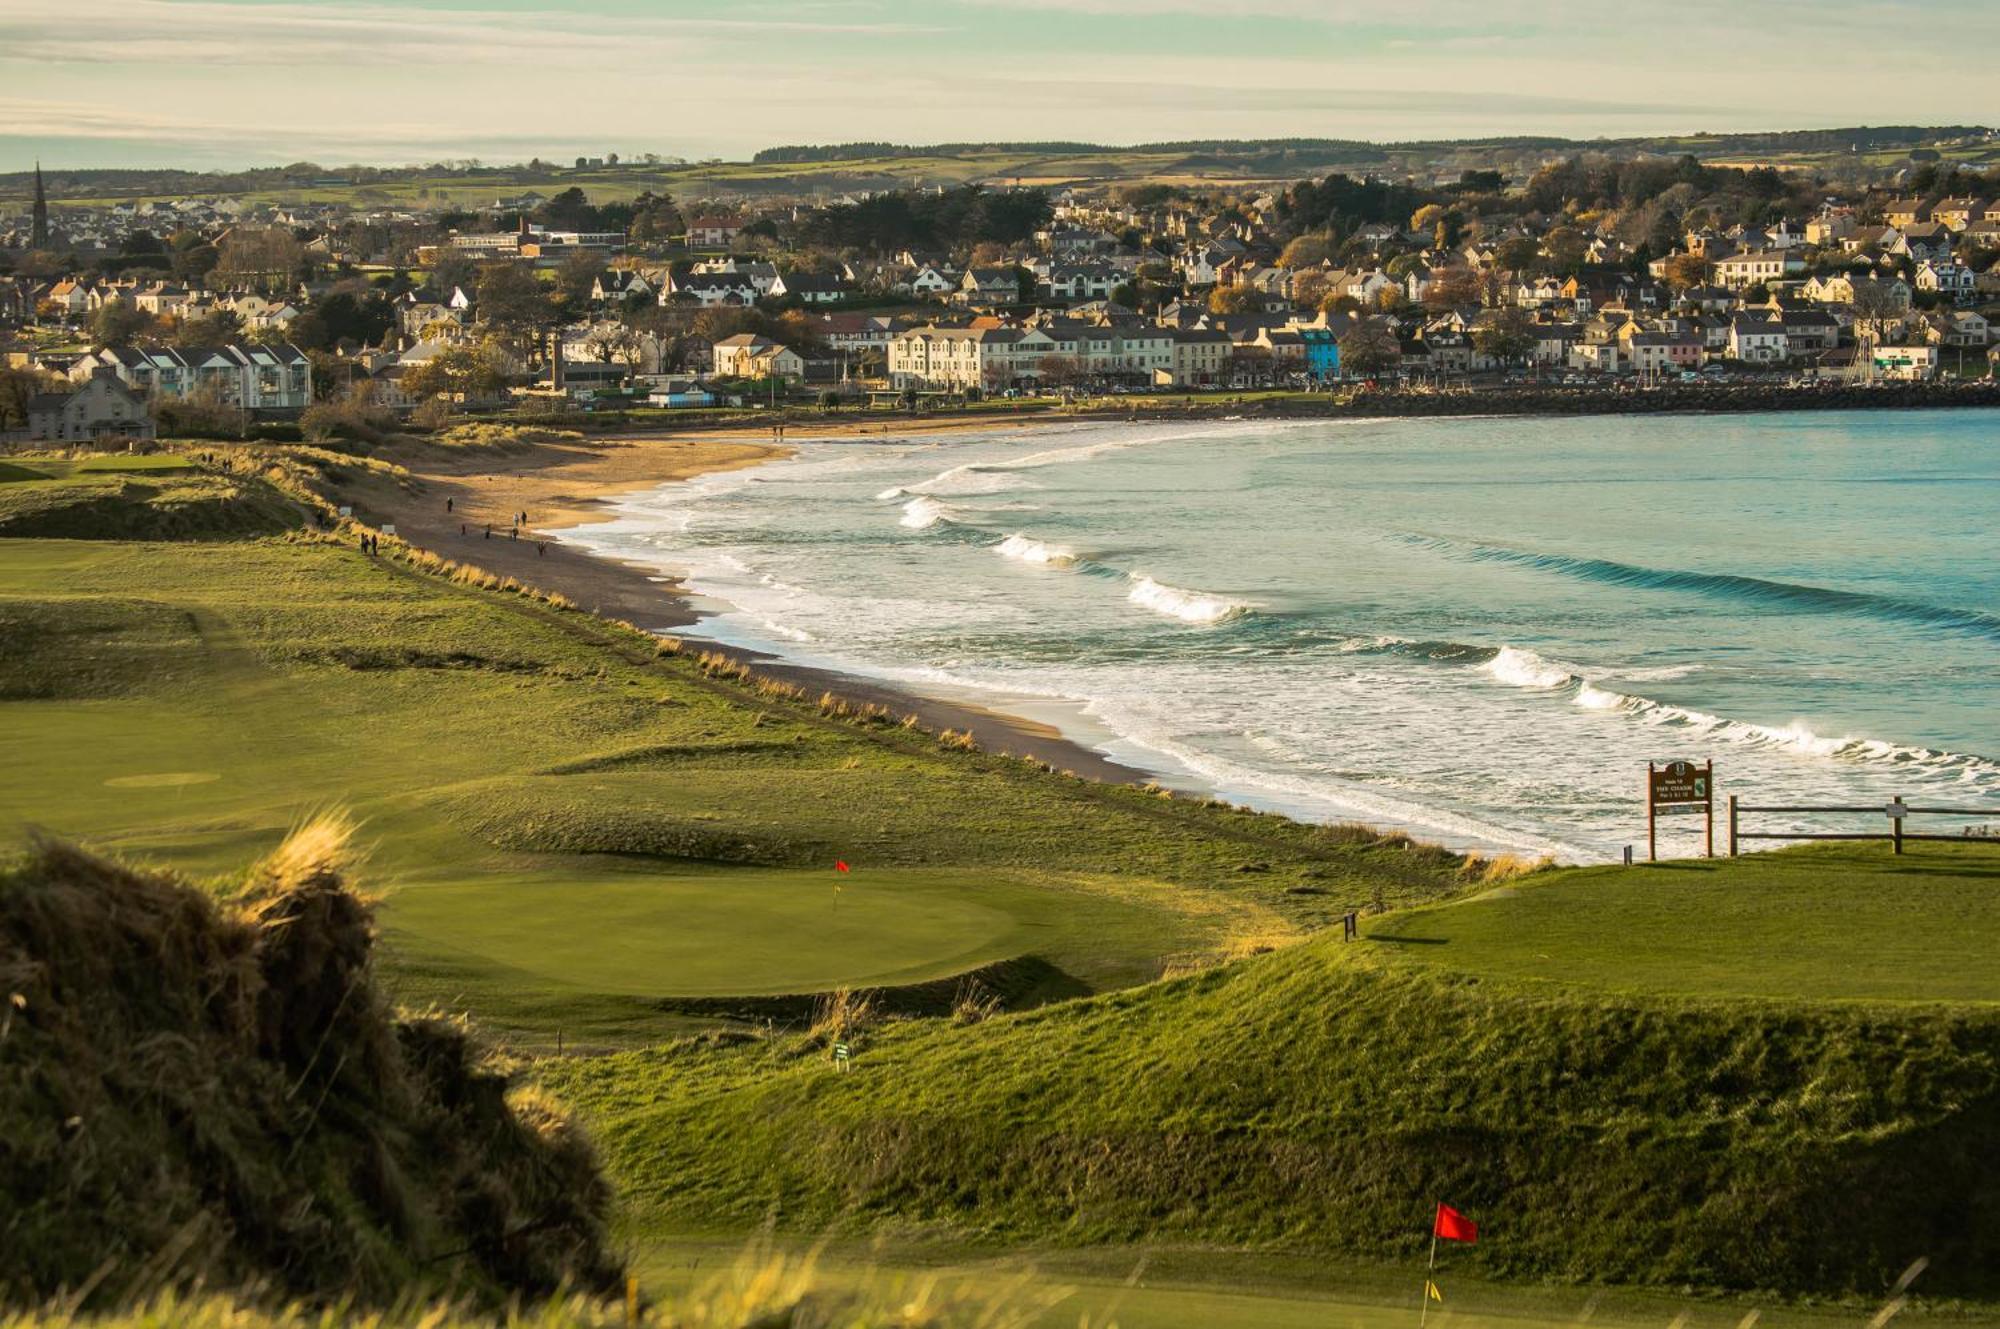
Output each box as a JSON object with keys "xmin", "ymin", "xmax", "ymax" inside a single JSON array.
[{"xmin": 1646, "ymin": 760, "xmax": 1714, "ymax": 861}]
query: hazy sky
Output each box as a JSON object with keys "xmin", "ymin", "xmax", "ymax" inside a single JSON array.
[{"xmin": 2, "ymin": 0, "xmax": 1995, "ymax": 172}]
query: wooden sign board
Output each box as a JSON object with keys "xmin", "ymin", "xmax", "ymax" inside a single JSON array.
[{"xmin": 1646, "ymin": 760, "xmax": 1714, "ymax": 860}]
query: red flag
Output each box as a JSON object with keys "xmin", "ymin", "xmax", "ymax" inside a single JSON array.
[
  {"xmin": 834, "ymin": 860, "xmax": 850, "ymax": 873},
  {"xmin": 1433, "ymin": 1202, "xmax": 1477, "ymax": 1244}
]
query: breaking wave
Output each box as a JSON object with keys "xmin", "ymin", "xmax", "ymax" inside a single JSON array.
[
  {"xmin": 1476, "ymin": 643, "xmax": 1999, "ymax": 785},
  {"xmin": 899, "ymin": 496, "xmax": 962, "ymax": 529},
  {"xmin": 1127, "ymin": 575, "xmax": 1252, "ymax": 625},
  {"xmin": 996, "ymin": 534, "xmax": 1080, "ymax": 569},
  {"xmin": 1401, "ymin": 534, "xmax": 2000, "ymax": 642}
]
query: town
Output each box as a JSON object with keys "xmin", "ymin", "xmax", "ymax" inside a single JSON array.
[{"xmin": 3, "ymin": 138, "xmax": 1999, "ymax": 442}]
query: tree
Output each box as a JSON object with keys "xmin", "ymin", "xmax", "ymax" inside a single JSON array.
[
  {"xmin": 476, "ymin": 262, "xmax": 555, "ymax": 339},
  {"xmin": 1472, "ymin": 306, "xmax": 1536, "ymax": 367},
  {"xmin": 91, "ymin": 298, "xmax": 153, "ymax": 346},
  {"xmin": 554, "ymin": 251, "xmax": 603, "ymax": 311},
  {"xmin": 215, "ymin": 227, "xmax": 304, "ymax": 288},
  {"xmin": 428, "ymin": 252, "xmax": 479, "ymax": 299},
  {"xmin": 584, "ymin": 323, "xmax": 642, "ymax": 368},
  {"xmin": 402, "ymin": 340, "xmax": 512, "ymax": 404},
  {"xmin": 1495, "ymin": 238, "xmax": 1540, "ymax": 275},
  {"xmin": 0, "ymin": 366, "xmax": 67, "ymax": 429},
  {"xmin": 1337, "ymin": 315, "xmax": 1401, "ymax": 379},
  {"xmin": 1207, "ymin": 284, "xmax": 1260, "ymax": 315},
  {"xmin": 1289, "ymin": 269, "xmax": 1334, "ymax": 309},
  {"xmin": 175, "ymin": 308, "xmax": 243, "ymax": 348},
  {"xmin": 1662, "ymin": 253, "xmax": 1710, "ymax": 291},
  {"xmin": 1278, "ymin": 233, "xmax": 1336, "ymax": 268},
  {"xmin": 1411, "ymin": 204, "xmax": 1445, "ymax": 233},
  {"xmin": 1424, "ymin": 266, "xmax": 1483, "ymax": 311}
]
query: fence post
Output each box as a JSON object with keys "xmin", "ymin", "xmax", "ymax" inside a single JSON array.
[
  {"xmin": 1728, "ymin": 795, "xmax": 1738, "ymax": 857},
  {"xmin": 1893, "ymin": 805, "xmax": 1904, "ymax": 856}
]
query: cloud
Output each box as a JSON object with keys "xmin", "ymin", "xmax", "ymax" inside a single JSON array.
[{"xmin": 0, "ymin": 0, "xmax": 941, "ymax": 68}]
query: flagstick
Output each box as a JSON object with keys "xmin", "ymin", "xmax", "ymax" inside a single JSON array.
[{"xmin": 1419, "ymin": 1227, "xmax": 1437, "ymax": 1328}]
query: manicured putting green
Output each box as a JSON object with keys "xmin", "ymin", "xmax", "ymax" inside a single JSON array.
[
  {"xmin": 384, "ymin": 867, "xmax": 1152, "ymax": 998},
  {"xmin": 1369, "ymin": 843, "xmax": 2000, "ymax": 1003}
]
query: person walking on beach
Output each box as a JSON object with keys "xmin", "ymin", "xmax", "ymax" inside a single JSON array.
[{"xmin": 446, "ymin": 497, "xmax": 453, "ymax": 513}]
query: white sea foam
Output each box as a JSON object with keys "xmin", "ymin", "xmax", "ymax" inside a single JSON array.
[
  {"xmin": 899, "ymin": 496, "xmax": 960, "ymax": 529},
  {"xmin": 1484, "ymin": 646, "xmax": 1578, "ymax": 690},
  {"xmin": 875, "ymin": 486, "xmax": 907, "ymax": 501},
  {"xmin": 996, "ymin": 533, "xmax": 1079, "ymax": 569},
  {"xmin": 1127, "ymin": 575, "xmax": 1250, "ymax": 625}
]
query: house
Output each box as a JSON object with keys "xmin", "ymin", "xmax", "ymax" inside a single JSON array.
[
  {"xmin": 1726, "ymin": 314, "xmax": 1790, "ymax": 363},
  {"xmin": 888, "ymin": 325, "xmax": 1052, "ymax": 390},
  {"xmin": 1931, "ymin": 198, "xmax": 1993, "ymax": 232},
  {"xmin": 686, "ymin": 216, "xmax": 742, "ymax": 249},
  {"xmin": 710, "ymin": 333, "xmax": 802, "ymax": 381},
  {"xmin": 898, "ymin": 265, "xmax": 957, "ymax": 299},
  {"xmin": 1530, "ymin": 323, "xmax": 1581, "ymax": 365},
  {"xmin": 955, "ymin": 268, "xmax": 1024, "ymax": 308},
  {"xmin": 1891, "ymin": 222, "xmax": 1952, "ymax": 262},
  {"xmin": 1923, "ymin": 309, "xmax": 1990, "ymax": 348},
  {"xmin": 18, "ymin": 368, "xmax": 154, "ymax": 442},
  {"xmin": 1712, "ymin": 250, "xmax": 1804, "ymax": 290},
  {"xmin": 1804, "ymin": 211, "xmax": 1857, "ymax": 246},
  {"xmin": 1915, "ymin": 260, "xmax": 1978, "ymax": 303},
  {"xmin": 1567, "ymin": 341, "xmax": 1621, "ymax": 374},
  {"xmin": 1870, "ymin": 344, "xmax": 1938, "ymax": 380},
  {"xmin": 1169, "ymin": 328, "xmax": 1234, "ymax": 387},
  {"xmin": 590, "ymin": 270, "xmax": 653, "ymax": 305},
  {"xmin": 70, "ymin": 343, "xmax": 312, "ymax": 410},
  {"xmin": 1626, "ymin": 332, "xmax": 1702, "ymax": 376},
  {"xmin": 1883, "ymin": 198, "xmax": 1933, "ymax": 229},
  {"xmin": 1807, "ymin": 272, "xmax": 1912, "ymax": 312},
  {"xmin": 769, "ymin": 271, "xmax": 849, "ymax": 305},
  {"xmin": 1779, "ymin": 309, "xmax": 1841, "ymax": 352},
  {"xmin": 1043, "ymin": 264, "xmax": 1120, "ymax": 302},
  {"xmin": 666, "ymin": 271, "xmax": 758, "ymax": 307},
  {"xmin": 689, "ymin": 257, "xmax": 778, "ymax": 295}
]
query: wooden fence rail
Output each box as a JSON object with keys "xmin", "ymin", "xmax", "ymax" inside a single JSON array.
[{"xmin": 1728, "ymin": 796, "xmax": 1998, "ymax": 856}]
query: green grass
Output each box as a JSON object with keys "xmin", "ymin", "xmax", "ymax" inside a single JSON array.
[
  {"xmin": 632, "ymin": 1239, "xmax": 1999, "ymax": 1329},
  {"xmin": 0, "ymin": 530, "xmax": 1459, "ymax": 1050},
  {"xmin": 0, "ymin": 459, "xmax": 301, "ymax": 539},
  {"xmin": 1367, "ymin": 848, "xmax": 2000, "ymax": 1003},
  {"xmin": 546, "ymin": 892, "xmax": 2000, "ymax": 1298}
]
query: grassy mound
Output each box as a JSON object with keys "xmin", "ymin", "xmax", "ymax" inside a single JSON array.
[
  {"xmin": 547, "ymin": 889, "xmax": 2000, "ymax": 1300},
  {"xmin": 0, "ymin": 460, "xmax": 50, "ymax": 482},
  {"xmin": 0, "ymin": 820, "xmax": 622, "ymax": 1308},
  {"xmin": 0, "ymin": 470, "xmax": 303, "ymax": 540}
]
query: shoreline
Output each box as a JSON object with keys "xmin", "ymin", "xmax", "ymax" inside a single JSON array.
[
  {"xmin": 479, "ymin": 378, "xmax": 2000, "ymax": 440},
  {"xmin": 351, "ymin": 425, "xmax": 1158, "ymax": 786}
]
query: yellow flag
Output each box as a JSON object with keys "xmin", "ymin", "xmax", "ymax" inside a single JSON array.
[{"xmin": 1426, "ymin": 1281, "xmax": 1444, "ymax": 1303}]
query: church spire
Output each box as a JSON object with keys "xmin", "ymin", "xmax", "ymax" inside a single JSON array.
[{"xmin": 30, "ymin": 160, "xmax": 49, "ymax": 250}]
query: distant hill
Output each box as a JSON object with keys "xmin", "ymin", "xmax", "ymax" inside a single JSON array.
[{"xmin": 3, "ymin": 126, "xmax": 1993, "ymax": 206}]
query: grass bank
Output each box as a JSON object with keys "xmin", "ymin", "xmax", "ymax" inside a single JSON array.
[{"xmin": 546, "ymin": 866, "xmax": 2000, "ymax": 1300}]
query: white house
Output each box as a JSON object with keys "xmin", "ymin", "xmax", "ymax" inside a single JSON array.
[{"xmin": 1726, "ymin": 315, "xmax": 1790, "ymax": 363}]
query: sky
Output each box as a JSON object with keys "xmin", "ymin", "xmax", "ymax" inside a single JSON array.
[{"xmin": 1, "ymin": 0, "xmax": 1996, "ymax": 173}]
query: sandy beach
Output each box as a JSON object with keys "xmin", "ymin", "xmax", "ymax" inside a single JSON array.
[{"xmin": 349, "ymin": 422, "xmax": 1150, "ymax": 784}]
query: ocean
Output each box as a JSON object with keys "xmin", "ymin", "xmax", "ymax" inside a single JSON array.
[{"xmin": 561, "ymin": 409, "xmax": 2000, "ymax": 861}]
